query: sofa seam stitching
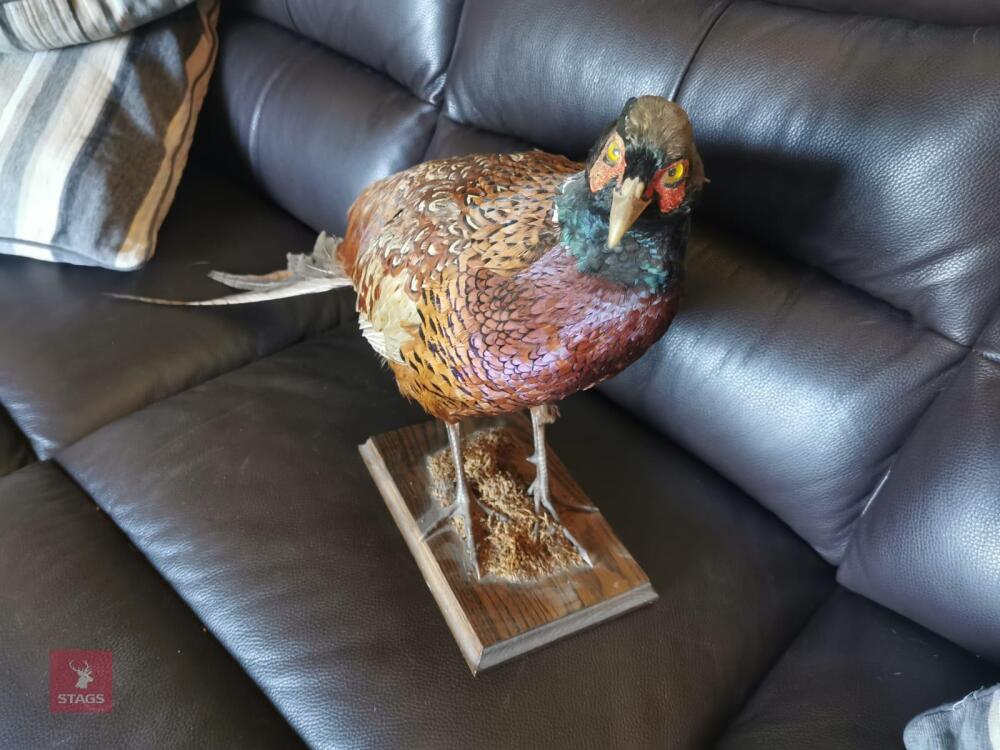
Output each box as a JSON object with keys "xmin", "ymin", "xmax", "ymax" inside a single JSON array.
[
  {"xmin": 420, "ymin": 0, "xmax": 465, "ymax": 108},
  {"xmin": 434, "ymin": 0, "xmax": 471, "ymax": 118},
  {"xmin": 834, "ymin": 353, "xmax": 966, "ymax": 569},
  {"xmin": 671, "ymin": 0, "xmax": 735, "ymax": 103},
  {"xmin": 243, "ymin": 23, "xmax": 298, "ymax": 176},
  {"xmin": 835, "ymin": 297, "xmax": 1000, "ymax": 571},
  {"xmin": 281, "ymin": 0, "xmax": 297, "ymax": 32},
  {"xmin": 755, "ymin": 0, "xmax": 990, "ymax": 27},
  {"xmin": 709, "ymin": 579, "xmax": 839, "ymax": 747}
]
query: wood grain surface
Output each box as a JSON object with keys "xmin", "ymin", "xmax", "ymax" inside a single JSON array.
[{"xmin": 359, "ymin": 415, "xmax": 657, "ymax": 674}]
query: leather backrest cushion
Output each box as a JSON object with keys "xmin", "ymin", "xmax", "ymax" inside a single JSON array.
[
  {"xmin": 207, "ymin": 16, "xmax": 439, "ymax": 235},
  {"xmin": 237, "ymin": 0, "xmax": 463, "ymax": 103},
  {"xmin": 443, "ymin": 0, "xmax": 729, "ymax": 159},
  {"xmin": 838, "ymin": 309, "xmax": 1000, "ymax": 662},
  {"xmin": 424, "ymin": 115, "xmax": 532, "ymax": 161},
  {"xmin": 773, "ymin": 0, "xmax": 1000, "ymax": 25},
  {"xmin": 679, "ymin": 1, "xmax": 1000, "ymax": 346},
  {"xmin": 602, "ymin": 224, "xmax": 965, "ymax": 563}
]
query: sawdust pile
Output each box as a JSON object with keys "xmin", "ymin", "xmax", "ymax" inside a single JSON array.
[{"xmin": 427, "ymin": 428, "xmax": 584, "ymax": 582}]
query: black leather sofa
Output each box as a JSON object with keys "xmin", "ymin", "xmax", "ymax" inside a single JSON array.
[{"xmin": 2, "ymin": 1, "xmax": 999, "ymax": 747}]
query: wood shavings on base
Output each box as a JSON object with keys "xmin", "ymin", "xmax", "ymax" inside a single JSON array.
[{"xmin": 427, "ymin": 428, "xmax": 584, "ymax": 582}]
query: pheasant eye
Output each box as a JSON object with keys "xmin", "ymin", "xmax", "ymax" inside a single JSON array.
[
  {"xmin": 662, "ymin": 160, "xmax": 686, "ymax": 185},
  {"xmin": 604, "ymin": 134, "xmax": 624, "ymax": 165}
]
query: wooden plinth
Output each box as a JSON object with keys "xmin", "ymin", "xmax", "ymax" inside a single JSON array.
[{"xmin": 358, "ymin": 415, "xmax": 657, "ymax": 674}]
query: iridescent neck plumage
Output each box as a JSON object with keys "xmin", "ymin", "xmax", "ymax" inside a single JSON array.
[{"xmin": 554, "ymin": 173, "xmax": 686, "ymax": 296}]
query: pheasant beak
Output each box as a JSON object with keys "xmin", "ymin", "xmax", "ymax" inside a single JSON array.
[{"xmin": 607, "ymin": 177, "xmax": 651, "ymax": 249}]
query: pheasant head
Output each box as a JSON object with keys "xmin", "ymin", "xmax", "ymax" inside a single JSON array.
[{"xmin": 557, "ymin": 95, "xmax": 704, "ymax": 294}]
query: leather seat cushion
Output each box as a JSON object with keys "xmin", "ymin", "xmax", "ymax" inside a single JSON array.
[
  {"xmin": 0, "ymin": 461, "xmax": 305, "ymax": 749},
  {"xmin": 716, "ymin": 588, "xmax": 1000, "ymax": 750},
  {"xmin": 58, "ymin": 329, "xmax": 834, "ymax": 749},
  {"xmin": 0, "ymin": 165, "xmax": 348, "ymax": 459}
]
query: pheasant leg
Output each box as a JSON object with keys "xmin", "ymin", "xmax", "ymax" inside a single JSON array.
[
  {"xmin": 419, "ymin": 421, "xmax": 480, "ymax": 576},
  {"xmin": 527, "ymin": 405, "xmax": 595, "ymax": 567},
  {"xmin": 527, "ymin": 405, "xmax": 598, "ymax": 518}
]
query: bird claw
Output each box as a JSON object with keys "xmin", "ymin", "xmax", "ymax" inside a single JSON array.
[
  {"xmin": 559, "ymin": 498, "xmax": 599, "ymax": 513},
  {"xmin": 421, "ymin": 499, "xmax": 481, "ymax": 577},
  {"xmin": 527, "ymin": 474, "xmax": 598, "ymax": 518},
  {"xmin": 528, "ymin": 476, "xmax": 561, "ymax": 521},
  {"xmin": 419, "ymin": 501, "xmax": 463, "ymax": 541},
  {"xmin": 525, "ymin": 505, "xmax": 591, "ymax": 567},
  {"xmin": 562, "ymin": 527, "xmax": 594, "ymax": 568}
]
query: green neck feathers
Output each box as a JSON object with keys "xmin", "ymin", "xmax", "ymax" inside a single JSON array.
[{"xmin": 554, "ymin": 174, "xmax": 686, "ymax": 296}]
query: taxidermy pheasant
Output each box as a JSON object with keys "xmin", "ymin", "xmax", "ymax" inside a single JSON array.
[{"xmin": 121, "ymin": 96, "xmax": 704, "ymax": 571}]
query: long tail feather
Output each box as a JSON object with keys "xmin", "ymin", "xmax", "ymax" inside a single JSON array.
[
  {"xmin": 110, "ymin": 232, "xmax": 353, "ymax": 306},
  {"xmin": 110, "ymin": 277, "xmax": 349, "ymax": 306},
  {"xmin": 206, "ymin": 269, "xmax": 294, "ymax": 290}
]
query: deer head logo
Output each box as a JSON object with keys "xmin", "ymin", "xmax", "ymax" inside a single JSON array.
[{"xmin": 68, "ymin": 660, "xmax": 94, "ymax": 690}]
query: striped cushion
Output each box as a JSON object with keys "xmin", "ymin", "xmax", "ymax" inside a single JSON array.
[
  {"xmin": 0, "ymin": 0, "xmax": 217, "ymax": 270},
  {"xmin": 0, "ymin": 0, "xmax": 194, "ymax": 52},
  {"xmin": 905, "ymin": 685, "xmax": 1000, "ymax": 749}
]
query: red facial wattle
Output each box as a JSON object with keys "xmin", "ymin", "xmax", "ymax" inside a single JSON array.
[
  {"xmin": 589, "ymin": 132, "xmax": 626, "ymax": 193},
  {"xmin": 645, "ymin": 159, "xmax": 689, "ymax": 213}
]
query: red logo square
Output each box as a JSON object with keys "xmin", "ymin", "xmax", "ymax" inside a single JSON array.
[{"xmin": 49, "ymin": 650, "xmax": 113, "ymax": 713}]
